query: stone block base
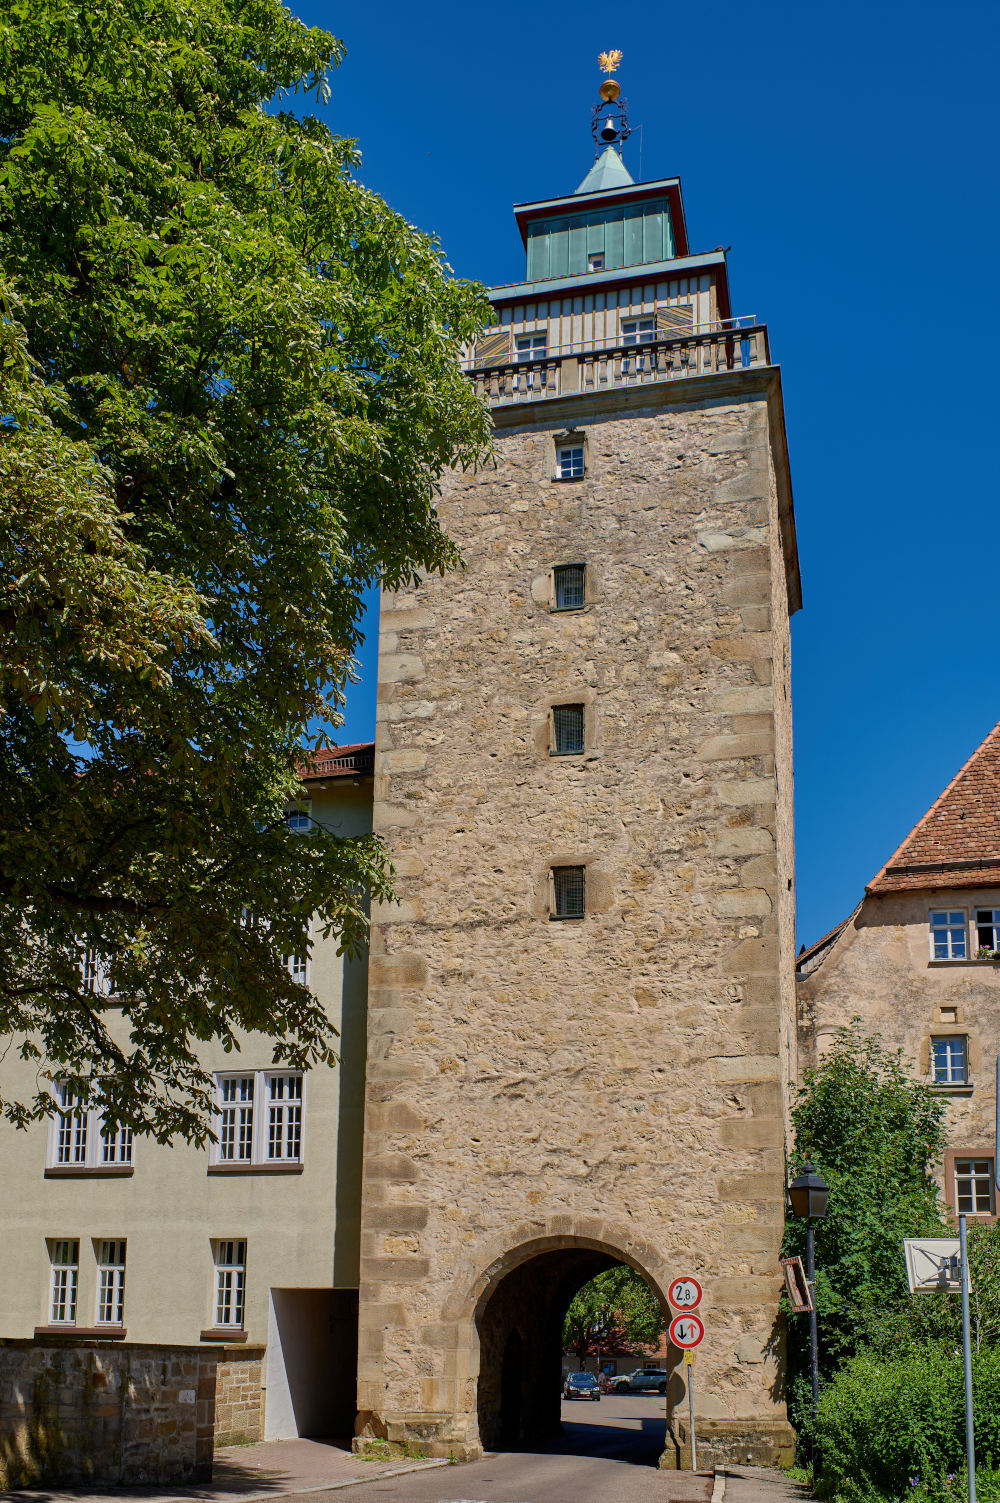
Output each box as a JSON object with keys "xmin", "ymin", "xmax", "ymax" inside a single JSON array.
[
  {"xmin": 660, "ymin": 1419, "xmax": 796, "ymax": 1470},
  {"xmin": 353, "ymin": 1410, "xmax": 482, "ymax": 1463}
]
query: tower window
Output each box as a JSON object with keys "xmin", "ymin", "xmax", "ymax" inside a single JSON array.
[
  {"xmin": 556, "ymin": 445, "xmax": 585, "ymax": 480},
  {"xmin": 621, "ymin": 318, "xmax": 655, "ymax": 346},
  {"xmin": 516, "ymin": 333, "xmax": 547, "ymax": 362},
  {"xmin": 553, "ymin": 564, "xmax": 585, "ymax": 611},
  {"xmin": 552, "ymin": 866, "xmax": 585, "ymax": 920},
  {"xmin": 552, "ymin": 705, "xmax": 585, "ymax": 756}
]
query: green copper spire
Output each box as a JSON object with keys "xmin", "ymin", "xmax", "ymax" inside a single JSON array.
[{"xmin": 575, "ymin": 145, "xmax": 634, "ymax": 195}]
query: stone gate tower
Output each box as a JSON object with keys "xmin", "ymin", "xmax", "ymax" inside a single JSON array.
[{"xmin": 356, "ymin": 65, "xmax": 801, "ymax": 1467}]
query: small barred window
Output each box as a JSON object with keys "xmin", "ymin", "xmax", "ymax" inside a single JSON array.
[
  {"xmin": 552, "ymin": 866, "xmax": 585, "ymax": 919},
  {"xmin": 553, "ymin": 564, "xmax": 585, "ymax": 611},
  {"xmin": 552, "ymin": 704, "xmax": 585, "ymax": 756}
]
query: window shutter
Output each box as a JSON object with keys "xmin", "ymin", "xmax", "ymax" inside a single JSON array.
[
  {"xmin": 474, "ymin": 330, "xmax": 513, "ymax": 367},
  {"xmin": 656, "ymin": 303, "xmax": 694, "ymax": 334}
]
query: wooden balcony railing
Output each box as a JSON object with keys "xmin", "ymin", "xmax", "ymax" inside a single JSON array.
[{"xmin": 465, "ymin": 319, "xmax": 771, "ymax": 406}]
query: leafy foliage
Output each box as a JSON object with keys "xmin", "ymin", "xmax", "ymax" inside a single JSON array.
[
  {"xmin": 783, "ymin": 1021, "xmax": 947, "ymax": 1381},
  {"xmin": 562, "ymin": 1265, "xmax": 664, "ymax": 1366},
  {"xmin": 0, "ymin": 0, "xmax": 492, "ymax": 1138},
  {"xmin": 814, "ymin": 1343, "xmax": 1000, "ymax": 1503}
]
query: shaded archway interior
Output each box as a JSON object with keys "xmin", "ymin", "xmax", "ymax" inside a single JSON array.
[{"xmin": 476, "ymin": 1246, "xmax": 665, "ymax": 1455}]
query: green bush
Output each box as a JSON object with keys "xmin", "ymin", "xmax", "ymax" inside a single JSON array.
[{"xmin": 815, "ymin": 1343, "xmax": 1000, "ymax": 1503}]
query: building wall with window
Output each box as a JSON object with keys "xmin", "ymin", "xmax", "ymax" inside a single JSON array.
[
  {"xmin": 797, "ymin": 719, "xmax": 1000, "ymax": 1221},
  {"xmin": 0, "ymin": 765, "xmax": 373, "ymax": 1449}
]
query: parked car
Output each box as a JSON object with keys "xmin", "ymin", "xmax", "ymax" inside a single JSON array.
[
  {"xmin": 563, "ymin": 1371, "xmax": 601, "ymax": 1401},
  {"xmin": 610, "ymin": 1366, "xmax": 668, "ymax": 1394}
]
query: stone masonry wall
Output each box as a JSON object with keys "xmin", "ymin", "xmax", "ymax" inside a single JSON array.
[
  {"xmin": 798, "ymin": 888, "xmax": 1000, "ymax": 1215},
  {"xmin": 0, "ymin": 1341, "xmax": 217, "ymax": 1488},
  {"xmin": 358, "ymin": 373, "xmax": 798, "ymax": 1463},
  {"xmin": 214, "ymin": 1351, "xmax": 264, "ymax": 1448}
]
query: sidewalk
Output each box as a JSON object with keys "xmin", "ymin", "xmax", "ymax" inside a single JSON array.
[
  {"xmin": 7, "ymin": 1437, "xmax": 448, "ymax": 1503},
  {"xmin": 721, "ymin": 1463, "xmax": 813, "ymax": 1503}
]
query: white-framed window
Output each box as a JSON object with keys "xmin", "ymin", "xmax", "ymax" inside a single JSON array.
[
  {"xmin": 213, "ymin": 1071, "xmax": 305, "ymax": 1166},
  {"xmin": 932, "ymin": 1036, "xmax": 968, "ymax": 1085},
  {"xmin": 285, "ymin": 804, "xmax": 311, "ymax": 833},
  {"xmin": 79, "ymin": 945, "xmax": 114, "ymax": 997},
  {"xmin": 267, "ymin": 1074, "xmax": 303, "ymax": 1162},
  {"xmin": 976, "ymin": 908, "xmax": 1000, "ymax": 955},
  {"xmin": 930, "ymin": 909, "xmax": 968, "ymax": 960},
  {"xmin": 285, "ymin": 952, "xmax": 309, "ymax": 986},
  {"xmin": 96, "ymin": 1239, "xmax": 126, "ymax": 1325},
  {"xmin": 621, "ymin": 318, "xmax": 655, "ymax": 346},
  {"xmin": 515, "ymin": 332, "xmax": 547, "ymax": 362},
  {"xmin": 553, "ymin": 563, "xmax": 586, "ymax": 611},
  {"xmin": 213, "ymin": 1239, "xmax": 247, "ymax": 1329},
  {"xmin": 556, "ymin": 445, "xmax": 585, "ymax": 480},
  {"xmin": 955, "ymin": 1158, "xmax": 995, "ymax": 1215},
  {"xmin": 48, "ymin": 1239, "xmax": 79, "ymax": 1324},
  {"xmin": 48, "ymin": 1082, "xmax": 132, "ymax": 1169},
  {"xmin": 588, "ymin": 253, "xmax": 605, "ymax": 272}
]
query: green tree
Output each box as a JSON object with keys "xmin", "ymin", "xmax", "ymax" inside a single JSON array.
[
  {"xmin": 0, "ymin": 0, "xmax": 492, "ymax": 1141},
  {"xmin": 782, "ymin": 1021, "xmax": 948, "ymax": 1435},
  {"xmin": 562, "ymin": 1265, "xmax": 664, "ymax": 1367}
]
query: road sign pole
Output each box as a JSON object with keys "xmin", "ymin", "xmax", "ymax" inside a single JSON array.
[
  {"xmin": 685, "ymin": 1350, "xmax": 697, "ymax": 1471},
  {"xmin": 960, "ymin": 1213, "xmax": 977, "ymax": 1503}
]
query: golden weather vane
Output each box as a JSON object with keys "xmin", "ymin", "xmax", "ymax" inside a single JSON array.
[{"xmin": 598, "ymin": 49, "xmax": 623, "ymax": 74}]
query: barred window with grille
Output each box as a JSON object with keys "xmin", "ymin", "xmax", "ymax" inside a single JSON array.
[
  {"xmin": 552, "ymin": 704, "xmax": 585, "ymax": 756},
  {"xmin": 552, "ymin": 866, "xmax": 586, "ymax": 920},
  {"xmin": 96, "ymin": 1240, "xmax": 126, "ymax": 1325},
  {"xmin": 556, "ymin": 445, "xmax": 585, "ymax": 480},
  {"xmin": 553, "ymin": 564, "xmax": 585, "ymax": 611},
  {"xmin": 49, "ymin": 1239, "xmax": 79, "ymax": 1324},
  {"xmin": 213, "ymin": 1240, "xmax": 247, "ymax": 1328}
]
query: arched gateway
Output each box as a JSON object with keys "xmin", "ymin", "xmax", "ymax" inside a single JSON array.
[{"xmin": 355, "ymin": 63, "xmax": 799, "ymax": 1470}]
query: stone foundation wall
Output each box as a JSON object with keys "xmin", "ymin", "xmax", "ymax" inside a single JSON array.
[
  {"xmin": 0, "ymin": 1340, "xmax": 217, "ymax": 1488},
  {"xmin": 214, "ymin": 1351, "xmax": 264, "ymax": 1448}
]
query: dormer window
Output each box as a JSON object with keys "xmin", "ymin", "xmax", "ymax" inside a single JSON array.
[{"xmin": 588, "ymin": 253, "xmax": 605, "ymax": 272}]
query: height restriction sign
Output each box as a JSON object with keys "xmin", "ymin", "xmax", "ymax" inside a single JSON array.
[
  {"xmin": 669, "ymin": 1313, "xmax": 705, "ymax": 1349},
  {"xmin": 667, "ymin": 1277, "xmax": 702, "ymax": 1310}
]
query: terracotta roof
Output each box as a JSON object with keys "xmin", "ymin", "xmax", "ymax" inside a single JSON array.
[
  {"xmin": 795, "ymin": 906, "xmax": 859, "ymax": 977},
  {"xmin": 299, "ymin": 743, "xmax": 375, "ymax": 781},
  {"xmin": 867, "ymin": 720, "xmax": 1000, "ymax": 894}
]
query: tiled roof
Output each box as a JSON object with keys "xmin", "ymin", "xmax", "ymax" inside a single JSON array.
[
  {"xmin": 795, "ymin": 906, "xmax": 860, "ymax": 977},
  {"xmin": 867, "ymin": 720, "xmax": 1000, "ymax": 894},
  {"xmin": 299, "ymin": 742, "xmax": 375, "ymax": 781}
]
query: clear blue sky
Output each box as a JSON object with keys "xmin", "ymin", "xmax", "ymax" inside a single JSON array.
[{"xmin": 298, "ymin": 0, "xmax": 998, "ymax": 948}]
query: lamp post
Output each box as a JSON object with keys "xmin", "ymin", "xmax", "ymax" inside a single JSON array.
[{"xmin": 788, "ymin": 1164, "xmax": 830, "ymax": 1452}]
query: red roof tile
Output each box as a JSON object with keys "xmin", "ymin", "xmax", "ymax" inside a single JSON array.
[
  {"xmin": 867, "ymin": 720, "xmax": 1000, "ymax": 894},
  {"xmin": 299, "ymin": 743, "xmax": 375, "ymax": 781}
]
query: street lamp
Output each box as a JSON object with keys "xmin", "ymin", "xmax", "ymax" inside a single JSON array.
[{"xmin": 788, "ymin": 1163, "xmax": 830, "ymax": 1448}]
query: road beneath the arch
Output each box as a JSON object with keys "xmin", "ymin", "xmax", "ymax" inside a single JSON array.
[{"xmin": 287, "ymin": 1395, "xmax": 714, "ymax": 1503}]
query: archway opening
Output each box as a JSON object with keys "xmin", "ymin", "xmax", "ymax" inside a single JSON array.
[{"xmin": 475, "ymin": 1243, "xmax": 670, "ymax": 1463}]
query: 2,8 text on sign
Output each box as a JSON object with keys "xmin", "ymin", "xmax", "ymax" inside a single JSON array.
[
  {"xmin": 667, "ymin": 1277, "xmax": 702, "ymax": 1309},
  {"xmin": 669, "ymin": 1314, "xmax": 705, "ymax": 1349}
]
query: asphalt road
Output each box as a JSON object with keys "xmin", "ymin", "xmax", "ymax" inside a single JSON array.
[{"xmin": 284, "ymin": 1395, "xmax": 714, "ymax": 1503}]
